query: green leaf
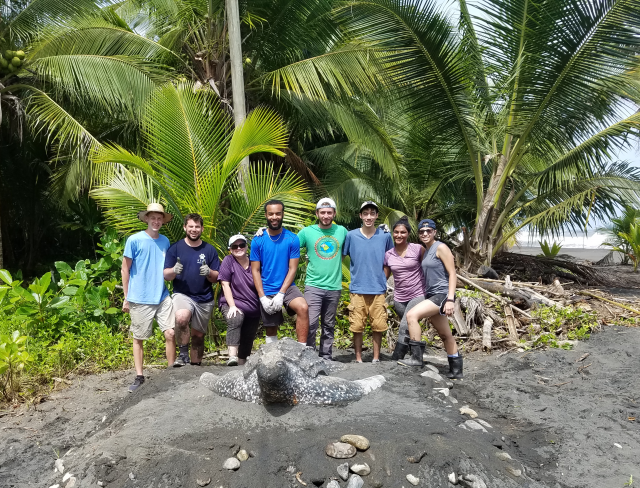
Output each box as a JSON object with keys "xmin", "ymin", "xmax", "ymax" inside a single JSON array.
[
  {"xmin": 0, "ymin": 269, "xmax": 12, "ymax": 285},
  {"xmin": 55, "ymin": 261, "xmax": 74, "ymax": 276},
  {"xmin": 48, "ymin": 296, "xmax": 71, "ymax": 308},
  {"xmin": 105, "ymin": 307, "xmax": 119, "ymax": 314},
  {"xmin": 62, "ymin": 286, "xmax": 79, "ymax": 296}
]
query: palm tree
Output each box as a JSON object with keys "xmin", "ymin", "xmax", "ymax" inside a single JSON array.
[
  {"xmin": 0, "ymin": 0, "xmax": 184, "ymax": 198},
  {"xmin": 264, "ymin": 0, "xmax": 640, "ymax": 266},
  {"xmin": 600, "ymin": 206, "xmax": 640, "ymax": 265},
  {"xmin": 90, "ymin": 83, "xmax": 313, "ymax": 253}
]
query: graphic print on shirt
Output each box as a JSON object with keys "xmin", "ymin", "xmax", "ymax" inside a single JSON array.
[
  {"xmin": 198, "ymin": 253, "xmax": 206, "ymax": 264},
  {"xmin": 314, "ymin": 235, "xmax": 340, "ymax": 260}
]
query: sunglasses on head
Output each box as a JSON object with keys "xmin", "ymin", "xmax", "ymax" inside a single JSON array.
[{"xmin": 230, "ymin": 242, "xmax": 247, "ymax": 250}]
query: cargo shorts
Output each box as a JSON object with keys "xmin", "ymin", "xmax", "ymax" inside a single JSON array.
[
  {"xmin": 347, "ymin": 293, "xmax": 388, "ymax": 333},
  {"xmin": 129, "ymin": 296, "xmax": 175, "ymax": 340}
]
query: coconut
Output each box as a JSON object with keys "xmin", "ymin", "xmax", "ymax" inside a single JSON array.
[
  {"xmin": 8, "ymin": 64, "xmax": 16, "ymax": 73},
  {"xmin": 15, "ymin": 50, "xmax": 25, "ymax": 60},
  {"xmin": 5, "ymin": 50, "xmax": 14, "ymax": 59},
  {"xmin": 11, "ymin": 57, "xmax": 21, "ymax": 67},
  {"xmin": 0, "ymin": 58, "xmax": 7, "ymax": 68}
]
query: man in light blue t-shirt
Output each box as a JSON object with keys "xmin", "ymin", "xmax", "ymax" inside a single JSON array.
[
  {"xmin": 343, "ymin": 201, "xmax": 393, "ymax": 363},
  {"xmin": 122, "ymin": 203, "xmax": 176, "ymax": 392},
  {"xmin": 250, "ymin": 199, "xmax": 309, "ymax": 345}
]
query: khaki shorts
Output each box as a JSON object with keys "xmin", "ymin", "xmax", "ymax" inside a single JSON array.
[
  {"xmin": 172, "ymin": 293, "xmax": 214, "ymax": 334},
  {"xmin": 129, "ymin": 296, "xmax": 175, "ymax": 340},
  {"xmin": 260, "ymin": 285, "xmax": 305, "ymax": 328},
  {"xmin": 347, "ymin": 293, "xmax": 388, "ymax": 333}
]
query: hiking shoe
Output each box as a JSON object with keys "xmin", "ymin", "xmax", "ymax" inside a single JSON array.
[
  {"xmin": 173, "ymin": 354, "xmax": 190, "ymax": 367},
  {"xmin": 227, "ymin": 356, "xmax": 239, "ymax": 367},
  {"xmin": 128, "ymin": 375, "xmax": 145, "ymax": 393},
  {"xmin": 371, "ymin": 359, "xmax": 381, "ymax": 364}
]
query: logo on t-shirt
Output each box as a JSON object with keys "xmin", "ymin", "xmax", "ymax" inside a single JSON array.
[
  {"xmin": 315, "ymin": 236, "xmax": 339, "ymax": 260},
  {"xmin": 198, "ymin": 253, "xmax": 206, "ymax": 264}
]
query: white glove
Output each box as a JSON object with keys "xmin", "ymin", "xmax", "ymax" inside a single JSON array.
[
  {"xmin": 271, "ymin": 292, "xmax": 285, "ymax": 312},
  {"xmin": 199, "ymin": 263, "xmax": 211, "ymax": 276},
  {"xmin": 260, "ymin": 296, "xmax": 275, "ymax": 314},
  {"xmin": 173, "ymin": 258, "xmax": 184, "ymax": 274},
  {"xmin": 378, "ymin": 223, "xmax": 390, "ymax": 233},
  {"xmin": 254, "ymin": 227, "xmax": 267, "ymax": 237},
  {"xmin": 227, "ymin": 306, "xmax": 241, "ymax": 318}
]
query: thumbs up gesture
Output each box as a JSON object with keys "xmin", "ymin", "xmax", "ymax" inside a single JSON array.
[{"xmin": 173, "ymin": 257, "xmax": 184, "ymax": 274}]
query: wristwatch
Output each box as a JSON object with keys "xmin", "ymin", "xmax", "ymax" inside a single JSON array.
[{"xmin": 446, "ymin": 297, "xmax": 455, "ymax": 303}]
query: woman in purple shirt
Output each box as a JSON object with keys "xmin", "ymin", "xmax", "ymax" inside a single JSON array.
[
  {"xmin": 384, "ymin": 217, "xmax": 425, "ymax": 360},
  {"xmin": 218, "ymin": 234, "xmax": 261, "ymax": 366}
]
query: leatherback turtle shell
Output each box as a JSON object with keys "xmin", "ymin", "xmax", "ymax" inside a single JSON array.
[{"xmin": 200, "ymin": 338, "xmax": 385, "ymax": 405}]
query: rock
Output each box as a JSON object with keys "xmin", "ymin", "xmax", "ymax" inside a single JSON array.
[
  {"xmin": 62, "ymin": 473, "xmax": 72, "ymax": 482},
  {"xmin": 458, "ymin": 420, "xmax": 487, "ymax": 433},
  {"xmin": 48, "ymin": 485, "xmax": 60, "ymax": 488},
  {"xmin": 421, "ymin": 370, "xmax": 443, "ymax": 382},
  {"xmin": 407, "ymin": 451, "xmax": 427, "ymax": 463},
  {"xmin": 505, "ymin": 466, "xmax": 521, "ymax": 477},
  {"xmin": 326, "ymin": 442, "xmax": 357, "ymax": 458},
  {"xmin": 237, "ymin": 449, "xmax": 249, "ymax": 461},
  {"xmin": 449, "ymin": 396, "xmax": 458, "ymax": 404},
  {"xmin": 350, "ymin": 463, "xmax": 371, "ymax": 476},
  {"xmin": 327, "ymin": 481, "xmax": 341, "ymax": 488},
  {"xmin": 475, "ymin": 419, "xmax": 492, "ymax": 429},
  {"xmin": 434, "ymin": 387, "xmax": 449, "ymax": 397},
  {"xmin": 426, "ymin": 364, "xmax": 439, "ymax": 373},
  {"xmin": 55, "ymin": 459, "xmax": 64, "ymax": 474},
  {"xmin": 458, "ymin": 474, "xmax": 487, "ymax": 488},
  {"xmin": 448, "ymin": 472, "xmax": 458, "ymax": 484},
  {"xmin": 494, "ymin": 451, "xmax": 512, "ymax": 461},
  {"xmin": 406, "ymin": 474, "xmax": 419, "ymax": 486},
  {"xmin": 614, "ymin": 443, "xmax": 622, "ymax": 449},
  {"xmin": 65, "ymin": 478, "xmax": 76, "ymax": 488},
  {"xmin": 310, "ymin": 478, "xmax": 324, "ymax": 486},
  {"xmin": 477, "ymin": 265, "xmax": 499, "ymax": 280},
  {"xmin": 340, "ymin": 435, "xmax": 370, "ymax": 451},
  {"xmin": 196, "ymin": 478, "xmax": 211, "ymax": 487},
  {"xmin": 459, "ymin": 406, "xmax": 478, "ymax": 419},
  {"xmin": 97, "ymin": 482, "xmax": 105, "ymax": 487},
  {"xmin": 338, "ymin": 462, "xmax": 350, "ymax": 480},
  {"xmin": 370, "ymin": 480, "xmax": 384, "ymax": 488},
  {"xmin": 223, "ymin": 457, "xmax": 241, "ymax": 470},
  {"xmin": 249, "ymin": 450, "xmax": 257, "ymax": 458},
  {"xmin": 346, "ymin": 474, "xmax": 364, "ymax": 488},
  {"xmin": 286, "ymin": 466, "xmax": 296, "ymax": 474},
  {"xmin": 128, "ymin": 473, "xmax": 135, "ymax": 480}
]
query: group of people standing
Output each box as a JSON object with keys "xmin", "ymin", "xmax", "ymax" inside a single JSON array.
[{"xmin": 121, "ymin": 198, "xmax": 462, "ymax": 393}]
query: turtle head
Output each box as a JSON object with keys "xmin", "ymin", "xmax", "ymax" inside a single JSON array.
[{"xmin": 256, "ymin": 352, "xmax": 295, "ymax": 404}]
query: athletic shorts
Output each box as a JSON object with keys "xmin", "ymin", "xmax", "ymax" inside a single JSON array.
[
  {"xmin": 172, "ymin": 293, "xmax": 215, "ymax": 333},
  {"xmin": 426, "ymin": 293, "xmax": 448, "ymax": 315},
  {"xmin": 260, "ymin": 285, "xmax": 305, "ymax": 328},
  {"xmin": 129, "ymin": 296, "xmax": 175, "ymax": 340},
  {"xmin": 347, "ymin": 293, "xmax": 388, "ymax": 333}
]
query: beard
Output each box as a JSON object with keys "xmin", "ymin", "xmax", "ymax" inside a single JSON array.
[
  {"xmin": 268, "ymin": 220, "xmax": 283, "ymax": 230},
  {"xmin": 186, "ymin": 232, "xmax": 202, "ymax": 242}
]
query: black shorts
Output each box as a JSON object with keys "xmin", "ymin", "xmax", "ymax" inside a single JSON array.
[
  {"xmin": 426, "ymin": 293, "xmax": 448, "ymax": 315},
  {"xmin": 260, "ymin": 285, "xmax": 305, "ymax": 328}
]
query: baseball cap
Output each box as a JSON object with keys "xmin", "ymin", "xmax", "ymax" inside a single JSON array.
[
  {"xmin": 359, "ymin": 201, "xmax": 379, "ymax": 212},
  {"xmin": 316, "ymin": 197, "xmax": 337, "ymax": 210},
  {"xmin": 418, "ymin": 219, "xmax": 436, "ymax": 230},
  {"xmin": 228, "ymin": 234, "xmax": 248, "ymax": 248}
]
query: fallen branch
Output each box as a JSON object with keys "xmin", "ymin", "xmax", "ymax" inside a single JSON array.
[
  {"xmin": 457, "ymin": 274, "xmax": 532, "ymax": 318},
  {"xmin": 482, "ymin": 316, "xmax": 493, "ymax": 351},
  {"xmin": 578, "ymin": 291, "xmax": 640, "ymax": 315}
]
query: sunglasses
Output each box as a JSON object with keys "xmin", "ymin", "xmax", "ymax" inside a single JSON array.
[
  {"xmin": 419, "ymin": 228, "xmax": 435, "ymax": 234},
  {"xmin": 230, "ymin": 242, "xmax": 247, "ymax": 250}
]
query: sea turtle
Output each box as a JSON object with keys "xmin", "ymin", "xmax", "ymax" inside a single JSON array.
[{"xmin": 199, "ymin": 338, "xmax": 385, "ymax": 405}]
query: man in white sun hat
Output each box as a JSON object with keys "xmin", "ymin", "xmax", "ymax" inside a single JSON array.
[
  {"xmin": 122, "ymin": 203, "xmax": 176, "ymax": 393},
  {"xmin": 297, "ymin": 197, "xmax": 348, "ymax": 360}
]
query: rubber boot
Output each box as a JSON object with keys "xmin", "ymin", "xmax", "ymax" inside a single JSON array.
[
  {"xmin": 446, "ymin": 354, "xmax": 463, "ymax": 379},
  {"xmin": 397, "ymin": 340, "xmax": 425, "ymax": 367},
  {"xmin": 391, "ymin": 340, "xmax": 409, "ymax": 360}
]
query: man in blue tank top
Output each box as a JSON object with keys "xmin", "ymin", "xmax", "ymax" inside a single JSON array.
[{"xmin": 250, "ymin": 200, "xmax": 309, "ymax": 345}]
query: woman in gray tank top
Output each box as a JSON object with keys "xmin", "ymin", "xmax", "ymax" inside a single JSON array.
[{"xmin": 397, "ymin": 219, "xmax": 462, "ymax": 379}]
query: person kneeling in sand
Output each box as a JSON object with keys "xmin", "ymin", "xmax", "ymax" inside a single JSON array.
[{"xmin": 122, "ymin": 203, "xmax": 176, "ymax": 393}]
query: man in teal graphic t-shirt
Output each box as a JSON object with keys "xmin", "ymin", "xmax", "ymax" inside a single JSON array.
[{"xmin": 298, "ymin": 198, "xmax": 348, "ymax": 359}]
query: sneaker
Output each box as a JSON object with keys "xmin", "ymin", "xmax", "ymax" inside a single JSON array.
[
  {"xmin": 128, "ymin": 375, "xmax": 145, "ymax": 393},
  {"xmin": 173, "ymin": 354, "xmax": 190, "ymax": 367},
  {"xmin": 227, "ymin": 357, "xmax": 239, "ymax": 367},
  {"xmin": 371, "ymin": 359, "xmax": 381, "ymax": 364}
]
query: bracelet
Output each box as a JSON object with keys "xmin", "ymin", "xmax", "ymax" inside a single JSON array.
[{"xmin": 446, "ymin": 298, "xmax": 455, "ymax": 303}]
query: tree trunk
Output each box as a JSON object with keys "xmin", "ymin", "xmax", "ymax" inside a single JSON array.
[{"xmin": 226, "ymin": 0, "xmax": 249, "ymax": 195}]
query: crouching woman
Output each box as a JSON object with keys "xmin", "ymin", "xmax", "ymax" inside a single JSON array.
[
  {"xmin": 398, "ymin": 219, "xmax": 462, "ymax": 379},
  {"xmin": 219, "ymin": 234, "xmax": 261, "ymax": 366}
]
